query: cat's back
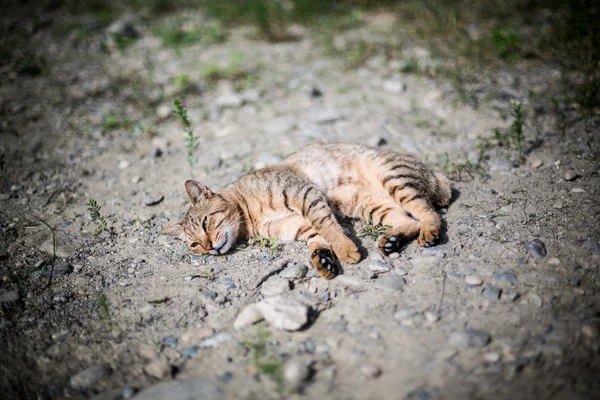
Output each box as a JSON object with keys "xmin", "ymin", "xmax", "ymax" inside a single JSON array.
[{"xmin": 281, "ymin": 142, "xmax": 375, "ymax": 166}]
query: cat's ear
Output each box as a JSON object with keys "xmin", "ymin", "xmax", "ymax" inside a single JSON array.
[
  {"xmin": 185, "ymin": 180, "xmax": 213, "ymax": 203},
  {"xmin": 160, "ymin": 223, "xmax": 185, "ymax": 240}
]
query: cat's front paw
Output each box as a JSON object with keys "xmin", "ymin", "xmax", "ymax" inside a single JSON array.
[
  {"xmin": 378, "ymin": 233, "xmax": 403, "ymax": 255},
  {"xmin": 311, "ymin": 248, "xmax": 338, "ymax": 279},
  {"xmin": 333, "ymin": 240, "xmax": 361, "ymax": 264},
  {"xmin": 418, "ymin": 226, "xmax": 439, "ymax": 247}
]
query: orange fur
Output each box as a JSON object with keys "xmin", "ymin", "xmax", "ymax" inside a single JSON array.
[{"xmin": 162, "ymin": 143, "xmax": 451, "ymax": 279}]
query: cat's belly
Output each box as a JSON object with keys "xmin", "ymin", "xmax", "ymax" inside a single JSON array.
[{"xmin": 327, "ymin": 185, "xmax": 389, "ymax": 219}]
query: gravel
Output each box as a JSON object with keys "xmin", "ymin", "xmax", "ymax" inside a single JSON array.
[
  {"xmin": 482, "ymin": 285, "xmax": 501, "ymax": 300},
  {"xmin": 525, "ymin": 239, "xmax": 547, "ymax": 258},
  {"xmin": 465, "ymin": 275, "xmax": 483, "ymax": 286},
  {"xmin": 448, "ymin": 329, "xmax": 491, "ymax": 348},
  {"xmin": 70, "ymin": 364, "xmax": 113, "ymax": 390},
  {"xmin": 491, "ymin": 271, "xmax": 518, "ymax": 287},
  {"xmin": 131, "ymin": 380, "xmax": 224, "ymax": 400},
  {"xmin": 374, "ymin": 275, "xmax": 406, "ymax": 293},
  {"xmin": 255, "ymin": 296, "xmax": 310, "ymax": 331}
]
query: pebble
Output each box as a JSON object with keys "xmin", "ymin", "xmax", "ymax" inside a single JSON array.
[
  {"xmin": 216, "ymin": 94, "xmax": 243, "ymax": 109},
  {"xmin": 552, "ymin": 202, "xmax": 563, "ymax": 209},
  {"xmin": 360, "ymin": 364, "xmax": 382, "ymax": 379},
  {"xmin": 583, "ymin": 239, "xmax": 600, "ymax": 254},
  {"xmin": 547, "ymin": 257, "xmax": 560, "ymax": 265},
  {"xmin": 139, "ymin": 303, "xmax": 154, "ymax": 313},
  {"xmin": 143, "ymin": 359, "xmax": 170, "ymax": 379},
  {"xmin": 388, "ymin": 252, "xmax": 400, "ymax": 259},
  {"xmin": 261, "ymin": 278, "xmax": 290, "ymax": 297},
  {"xmin": 0, "ymin": 290, "xmax": 20, "ymax": 304},
  {"xmin": 571, "ymin": 188, "xmax": 585, "ymax": 193},
  {"xmin": 448, "ymin": 329, "xmax": 490, "ymax": 348},
  {"xmin": 162, "ymin": 336, "xmax": 177, "ymax": 348},
  {"xmin": 393, "ymin": 308, "xmax": 417, "ymax": 321},
  {"xmin": 131, "ymin": 380, "xmax": 224, "ymax": 400},
  {"xmin": 393, "ymin": 268, "xmax": 408, "ymax": 276},
  {"xmin": 382, "ymin": 80, "xmax": 405, "ymax": 94},
  {"xmin": 359, "ymin": 270, "xmax": 376, "ymax": 280},
  {"xmin": 435, "ymin": 348, "xmax": 458, "ymax": 361},
  {"xmin": 200, "ymin": 333, "xmax": 233, "ymax": 348},
  {"xmin": 405, "ymin": 389, "xmax": 432, "ymax": 400},
  {"xmin": 335, "ymin": 275, "xmax": 363, "ymax": 287},
  {"xmin": 118, "ymin": 160, "xmax": 130, "ymax": 169},
  {"xmin": 525, "ymin": 239, "xmax": 547, "ymax": 258},
  {"xmin": 234, "ymin": 304, "xmax": 264, "ymax": 329},
  {"xmin": 465, "ymin": 275, "xmax": 483, "ymax": 286},
  {"xmin": 581, "ymin": 322, "xmax": 599, "ymax": 338},
  {"xmin": 309, "ymin": 109, "xmax": 342, "ymax": 124},
  {"xmin": 521, "ymin": 292, "xmax": 543, "ymax": 307},
  {"xmin": 255, "ymin": 296, "xmax": 309, "ymax": 331},
  {"xmin": 156, "ymin": 103, "xmax": 171, "ymax": 119},
  {"xmin": 491, "ymin": 271, "xmax": 518, "ymax": 287},
  {"xmin": 422, "ymin": 244, "xmax": 450, "ymax": 257},
  {"xmin": 424, "ymin": 311, "xmax": 439, "ymax": 323},
  {"xmin": 215, "ymin": 277, "xmax": 237, "ymax": 290},
  {"xmin": 263, "ymin": 117, "xmax": 295, "ymax": 135},
  {"xmin": 563, "ymin": 171, "xmax": 579, "ymax": 181},
  {"xmin": 279, "ymin": 262, "xmax": 309, "ymax": 279},
  {"xmin": 143, "ymin": 192, "xmax": 164, "ymax": 206},
  {"xmin": 374, "ymin": 275, "xmax": 405, "ymax": 293},
  {"xmin": 483, "ymin": 352, "xmax": 501, "ymax": 363},
  {"xmin": 370, "ymin": 258, "xmax": 392, "ymax": 273},
  {"xmin": 70, "ymin": 364, "xmax": 113, "ymax": 390},
  {"xmin": 531, "ymin": 159, "xmax": 543, "ymax": 169},
  {"xmin": 569, "ymin": 278, "xmax": 580, "ymax": 287},
  {"xmin": 304, "ymin": 339, "xmax": 316, "ymax": 353},
  {"xmin": 482, "ymin": 286, "xmax": 501, "ymax": 300},
  {"xmin": 181, "ymin": 346, "xmax": 199, "ymax": 358},
  {"xmin": 283, "ymin": 359, "xmax": 313, "ymax": 392},
  {"xmin": 122, "ymin": 386, "xmax": 136, "ymax": 399}
]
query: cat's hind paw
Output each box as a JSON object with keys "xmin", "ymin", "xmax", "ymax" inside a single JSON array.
[
  {"xmin": 417, "ymin": 226, "xmax": 439, "ymax": 247},
  {"xmin": 311, "ymin": 248, "xmax": 338, "ymax": 280}
]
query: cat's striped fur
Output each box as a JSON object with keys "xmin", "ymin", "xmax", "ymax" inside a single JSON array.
[{"xmin": 162, "ymin": 143, "xmax": 452, "ymax": 279}]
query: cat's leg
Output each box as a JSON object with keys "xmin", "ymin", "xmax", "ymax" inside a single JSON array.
[
  {"xmin": 285, "ymin": 184, "xmax": 360, "ymax": 264},
  {"xmin": 358, "ymin": 196, "xmax": 421, "ymax": 255},
  {"xmin": 373, "ymin": 153, "xmax": 443, "ymax": 247}
]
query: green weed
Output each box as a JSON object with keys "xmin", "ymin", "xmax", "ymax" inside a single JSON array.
[
  {"xmin": 173, "ymin": 99, "xmax": 199, "ymax": 177},
  {"xmin": 435, "ymin": 152, "xmax": 488, "ymax": 182},
  {"xmin": 201, "ymin": 52, "xmax": 256, "ymax": 89},
  {"xmin": 103, "ymin": 112, "xmax": 133, "ymax": 133},
  {"xmin": 86, "ymin": 199, "xmax": 107, "ymax": 237},
  {"xmin": 154, "ymin": 20, "xmax": 226, "ymax": 47},
  {"xmin": 490, "ymin": 26, "xmax": 522, "ymax": 61},
  {"xmin": 359, "ymin": 221, "xmax": 391, "ymax": 241},
  {"xmin": 489, "ymin": 101, "xmax": 526, "ymax": 163},
  {"xmin": 249, "ymin": 235, "xmax": 283, "ymax": 256},
  {"xmin": 96, "ymin": 292, "xmax": 111, "ymax": 320},
  {"xmin": 401, "ymin": 57, "xmax": 421, "ymax": 74},
  {"xmin": 242, "ymin": 327, "xmax": 285, "ymax": 393}
]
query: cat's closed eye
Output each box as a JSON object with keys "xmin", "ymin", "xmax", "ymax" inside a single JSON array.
[{"xmin": 190, "ymin": 242, "xmax": 200, "ymax": 248}]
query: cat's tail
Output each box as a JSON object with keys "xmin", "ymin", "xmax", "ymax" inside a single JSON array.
[{"xmin": 432, "ymin": 171, "xmax": 452, "ymax": 208}]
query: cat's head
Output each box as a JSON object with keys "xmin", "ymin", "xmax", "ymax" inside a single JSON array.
[{"xmin": 160, "ymin": 180, "xmax": 241, "ymax": 255}]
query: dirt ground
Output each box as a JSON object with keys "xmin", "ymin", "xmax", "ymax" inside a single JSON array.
[{"xmin": 1, "ymin": 3, "xmax": 599, "ymax": 400}]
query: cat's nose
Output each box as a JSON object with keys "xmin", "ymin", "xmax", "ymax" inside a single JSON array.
[{"xmin": 205, "ymin": 242, "xmax": 213, "ymax": 250}]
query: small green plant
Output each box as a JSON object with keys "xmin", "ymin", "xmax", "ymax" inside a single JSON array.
[
  {"xmin": 490, "ymin": 26, "xmax": 521, "ymax": 61},
  {"xmin": 173, "ymin": 99, "xmax": 199, "ymax": 177},
  {"xmin": 201, "ymin": 52, "xmax": 256, "ymax": 89},
  {"xmin": 435, "ymin": 152, "xmax": 488, "ymax": 182},
  {"xmin": 103, "ymin": 112, "xmax": 132, "ymax": 132},
  {"xmin": 96, "ymin": 292, "xmax": 112, "ymax": 320},
  {"xmin": 359, "ymin": 221, "xmax": 391, "ymax": 241},
  {"xmin": 154, "ymin": 20, "xmax": 226, "ymax": 47},
  {"xmin": 242, "ymin": 327, "xmax": 285, "ymax": 393},
  {"xmin": 249, "ymin": 235, "xmax": 283, "ymax": 256},
  {"xmin": 173, "ymin": 74, "xmax": 192, "ymax": 93},
  {"xmin": 87, "ymin": 199, "xmax": 107, "ymax": 237},
  {"xmin": 401, "ymin": 57, "xmax": 421, "ymax": 74},
  {"xmin": 488, "ymin": 101, "xmax": 526, "ymax": 164}
]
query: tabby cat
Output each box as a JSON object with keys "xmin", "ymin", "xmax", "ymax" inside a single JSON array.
[{"xmin": 161, "ymin": 143, "xmax": 451, "ymax": 279}]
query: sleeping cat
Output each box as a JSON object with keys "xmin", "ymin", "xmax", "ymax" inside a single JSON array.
[{"xmin": 161, "ymin": 143, "xmax": 451, "ymax": 279}]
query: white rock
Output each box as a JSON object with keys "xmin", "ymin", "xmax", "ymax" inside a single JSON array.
[
  {"xmin": 118, "ymin": 160, "xmax": 130, "ymax": 169},
  {"xmin": 309, "ymin": 109, "xmax": 341, "ymax": 125},
  {"xmin": 483, "ymin": 352, "xmax": 501, "ymax": 362},
  {"xmin": 424, "ymin": 311, "xmax": 439, "ymax": 323},
  {"xmin": 263, "ymin": 117, "xmax": 295, "ymax": 135},
  {"xmin": 548, "ymin": 257, "xmax": 560, "ymax": 265},
  {"xmin": 255, "ymin": 296, "xmax": 309, "ymax": 331},
  {"xmin": 234, "ymin": 304, "xmax": 264, "ymax": 329},
  {"xmin": 571, "ymin": 188, "xmax": 585, "ymax": 193},
  {"xmin": 531, "ymin": 159, "xmax": 543, "ymax": 169},
  {"xmin": 283, "ymin": 359, "xmax": 312, "ymax": 392},
  {"xmin": 465, "ymin": 275, "xmax": 483, "ymax": 286},
  {"xmin": 334, "ymin": 275, "xmax": 363, "ymax": 287},
  {"xmin": 216, "ymin": 94, "xmax": 243, "ymax": 109},
  {"xmin": 382, "ymin": 80, "xmax": 404, "ymax": 94},
  {"xmin": 360, "ymin": 364, "xmax": 382, "ymax": 379},
  {"xmin": 199, "ymin": 333, "xmax": 233, "ymax": 348},
  {"xmin": 139, "ymin": 303, "xmax": 154, "ymax": 313},
  {"xmin": 156, "ymin": 103, "xmax": 171, "ymax": 119},
  {"xmin": 521, "ymin": 292, "xmax": 543, "ymax": 308},
  {"xmin": 143, "ymin": 359, "xmax": 170, "ymax": 379},
  {"xmin": 261, "ymin": 278, "xmax": 290, "ymax": 297}
]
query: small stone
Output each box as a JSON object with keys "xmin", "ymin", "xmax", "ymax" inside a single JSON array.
[
  {"xmin": 483, "ymin": 352, "xmax": 501, "ymax": 363},
  {"xmin": 382, "ymin": 80, "xmax": 405, "ymax": 94},
  {"xmin": 0, "ymin": 290, "xmax": 20, "ymax": 303},
  {"xmin": 309, "ymin": 109, "xmax": 342, "ymax": 125},
  {"xmin": 370, "ymin": 258, "xmax": 392, "ymax": 273},
  {"xmin": 581, "ymin": 323, "xmax": 599, "ymax": 338},
  {"xmin": 359, "ymin": 270, "xmax": 376, "ymax": 280},
  {"xmin": 70, "ymin": 364, "xmax": 113, "ymax": 390},
  {"xmin": 374, "ymin": 275, "xmax": 405, "ymax": 293},
  {"xmin": 199, "ymin": 333, "xmax": 233, "ymax": 348},
  {"xmin": 583, "ymin": 239, "xmax": 600, "ymax": 254},
  {"xmin": 569, "ymin": 278, "xmax": 580, "ymax": 287},
  {"xmin": 531, "ymin": 159, "xmax": 543, "ymax": 169},
  {"xmin": 547, "ymin": 257, "xmax": 560, "ymax": 265},
  {"xmin": 255, "ymin": 296, "xmax": 309, "ymax": 331},
  {"xmin": 216, "ymin": 94, "xmax": 243, "ymax": 109},
  {"xmin": 263, "ymin": 118, "xmax": 295, "ymax": 135},
  {"xmin": 156, "ymin": 104, "xmax": 171, "ymax": 119},
  {"xmin": 310, "ymin": 87, "xmax": 322, "ymax": 98},
  {"xmin": 130, "ymin": 380, "xmax": 223, "ymax": 400},
  {"xmin": 118, "ymin": 160, "xmax": 130, "ymax": 169},
  {"xmin": 122, "ymin": 386, "xmax": 136, "ymax": 399},
  {"xmin": 424, "ymin": 311, "xmax": 439, "ymax": 323},
  {"xmin": 435, "ymin": 348, "xmax": 458, "ymax": 361},
  {"xmin": 563, "ymin": 171, "xmax": 579, "ymax": 181},
  {"xmin": 394, "ymin": 308, "xmax": 417, "ymax": 321},
  {"xmin": 482, "ymin": 286, "xmax": 501, "ymax": 300},
  {"xmin": 162, "ymin": 336, "xmax": 177, "ymax": 348},
  {"xmin": 140, "ymin": 303, "xmax": 154, "ymax": 313},
  {"xmin": 181, "ymin": 346, "xmax": 199, "ymax": 358},
  {"xmin": 304, "ymin": 339, "xmax": 316, "ymax": 353},
  {"xmin": 279, "ymin": 262, "xmax": 309, "ymax": 279},
  {"xmin": 360, "ymin": 364, "xmax": 382, "ymax": 379},
  {"xmin": 144, "ymin": 359, "xmax": 170, "ymax": 379},
  {"xmin": 448, "ymin": 329, "xmax": 490, "ymax": 348},
  {"xmin": 465, "ymin": 275, "xmax": 483, "ymax": 286},
  {"xmin": 552, "ymin": 202, "xmax": 563, "ymax": 209},
  {"xmin": 181, "ymin": 327, "xmax": 214, "ymax": 344},
  {"xmin": 405, "ymin": 388, "xmax": 432, "ymax": 400},
  {"xmin": 422, "ymin": 244, "xmax": 450, "ymax": 257},
  {"xmin": 571, "ymin": 188, "xmax": 585, "ymax": 193},
  {"xmin": 234, "ymin": 304, "xmax": 264, "ymax": 329},
  {"xmin": 525, "ymin": 239, "xmax": 547, "ymax": 258},
  {"xmin": 261, "ymin": 278, "xmax": 290, "ymax": 297},
  {"xmin": 143, "ymin": 192, "xmax": 164, "ymax": 206},
  {"xmin": 491, "ymin": 271, "xmax": 517, "ymax": 287},
  {"xmin": 388, "ymin": 252, "xmax": 400, "ymax": 259},
  {"xmin": 394, "ymin": 268, "xmax": 408, "ymax": 276},
  {"xmin": 335, "ymin": 275, "xmax": 362, "ymax": 287},
  {"xmin": 521, "ymin": 292, "xmax": 542, "ymax": 307},
  {"xmin": 283, "ymin": 359, "xmax": 312, "ymax": 392}
]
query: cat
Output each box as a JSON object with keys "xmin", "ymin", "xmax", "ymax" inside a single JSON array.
[{"xmin": 161, "ymin": 143, "xmax": 452, "ymax": 279}]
